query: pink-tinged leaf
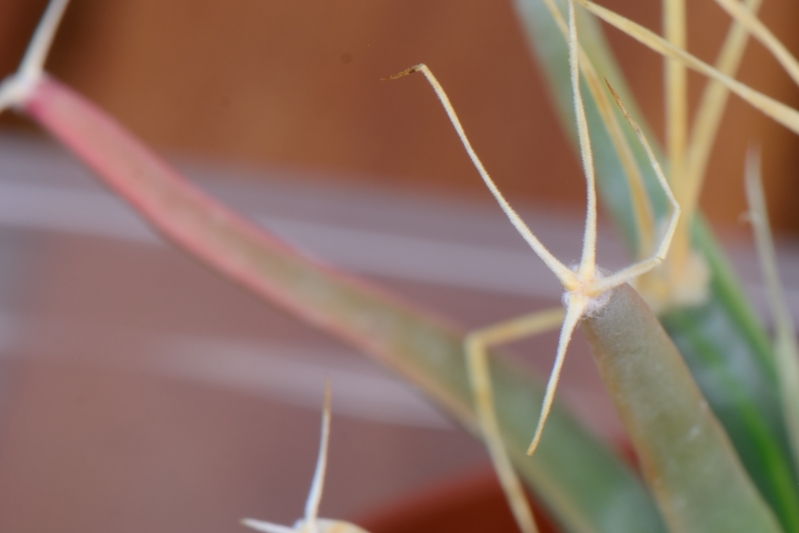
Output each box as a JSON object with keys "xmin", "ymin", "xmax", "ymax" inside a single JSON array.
[{"xmin": 20, "ymin": 75, "xmax": 665, "ymax": 533}]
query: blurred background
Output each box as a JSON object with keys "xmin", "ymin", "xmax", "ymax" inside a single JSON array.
[
  {"xmin": 0, "ymin": 0, "xmax": 797, "ymax": 532},
  {"xmin": 3, "ymin": 0, "xmax": 799, "ymax": 228}
]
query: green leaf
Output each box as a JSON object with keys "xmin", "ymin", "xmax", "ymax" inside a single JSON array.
[
  {"xmin": 744, "ymin": 152, "xmax": 799, "ymax": 480},
  {"xmin": 583, "ymin": 284, "xmax": 783, "ymax": 533},
  {"xmin": 512, "ymin": 0, "xmax": 799, "ymax": 530}
]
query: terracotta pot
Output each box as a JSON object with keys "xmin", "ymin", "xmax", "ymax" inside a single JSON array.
[{"xmin": 359, "ymin": 468, "xmax": 560, "ymax": 533}]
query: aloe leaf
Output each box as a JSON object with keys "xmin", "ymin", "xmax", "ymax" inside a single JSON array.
[
  {"xmin": 512, "ymin": 1, "xmax": 799, "ymax": 528},
  {"xmin": 582, "ymin": 284, "xmax": 783, "ymax": 533},
  {"xmin": 19, "ymin": 76, "xmax": 666, "ymax": 533}
]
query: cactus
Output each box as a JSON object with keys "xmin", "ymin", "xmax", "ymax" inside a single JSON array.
[{"xmin": 2, "ymin": 1, "xmax": 799, "ymax": 532}]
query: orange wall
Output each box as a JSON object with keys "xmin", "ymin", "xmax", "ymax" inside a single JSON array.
[{"xmin": 2, "ymin": 0, "xmax": 798, "ymax": 233}]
